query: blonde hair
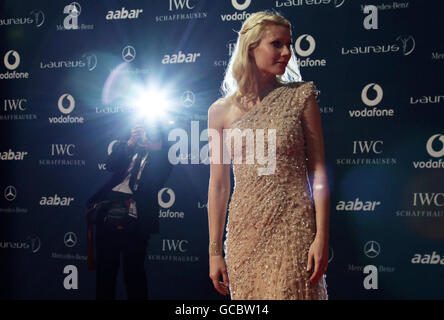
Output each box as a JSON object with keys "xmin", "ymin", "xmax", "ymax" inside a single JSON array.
[{"xmin": 222, "ymin": 11, "xmax": 301, "ymax": 111}]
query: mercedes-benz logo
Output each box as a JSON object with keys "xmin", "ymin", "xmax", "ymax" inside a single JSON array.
[
  {"xmin": 364, "ymin": 241, "xmax": 380, "ymax": 258},
  {"xmin": 67, "ymin": 2, "xmax": 81, "ymax": 17},
  {"xmin": 182, "ymin": 91, "xmax": 195, "ymax": 108},
  {"xmin": 4, "ymin": 186, "xmax": 17, "ymax": 202},
  {"xmin": 64, "ymin": 232, "xmax": 77, "ymax": 248},
  {"xmin": 122, "ymin": 45, "xmax": 136, "ymax": 62}
]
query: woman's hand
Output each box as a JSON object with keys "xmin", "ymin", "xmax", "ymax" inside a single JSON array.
[
  {"xmin": 306, "ymin": 236, "xmax": 329, "ymax": 284},
  {"xmin": 209, "ymin": 255, "xmax": 230, "ymax": 296}
]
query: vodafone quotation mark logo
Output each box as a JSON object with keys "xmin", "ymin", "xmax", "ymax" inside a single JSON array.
[
  {"xmin": 426, "ymin": 134, "xmax": 444, "ymax": 158},
  {"xmin": 4, "ymin": 50, "xmax": 20, "ymax": 70},
  {"xmin": 232, "ymin": 0, "xmax": 251, "ymax": 10},
  {"xmin": 158, "ymin": 188, "xmax": 175, "ymax": 208},
  {"xmin": 58, "ymin": 94, "xmax": 75, "ymax": 114},
  {"xmin": 361, "ymin": 83, "xmax": 383, "ymax": 106},
  {"xmin": 295, "ymin": 35, "xmax": 316, "ymax": 57}
]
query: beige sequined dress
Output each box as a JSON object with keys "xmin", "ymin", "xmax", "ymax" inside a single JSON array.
[{"xmin": 224, "ymin": 81, "xmax": 328, "ymax": 300}]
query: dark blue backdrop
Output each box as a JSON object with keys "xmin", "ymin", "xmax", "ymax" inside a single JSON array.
[{"xmin": 0, "ymin": 0, "xmax": 443, "ymax": 300}]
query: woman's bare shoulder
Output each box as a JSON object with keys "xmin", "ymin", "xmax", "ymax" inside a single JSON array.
[{"xmin": 208, "ymin": 98, "xmax": 233, "ymax": 127}]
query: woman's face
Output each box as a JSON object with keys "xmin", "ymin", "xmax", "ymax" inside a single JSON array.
[{"xmin": 250, "ymin": 24, "xmax": 292, "ymax": 79}]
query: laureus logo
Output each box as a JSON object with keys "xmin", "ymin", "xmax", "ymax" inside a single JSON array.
[
  {"xmin": 361, "ymin": 83, "xmax": 383, "ymax": 107},
  {"xmin": 31, "ymin": 10, "xmax": 45, "ymax": 27},
  {"xmin": 396, "ymin": 35, "xmax": 415, "ymax": 56}
]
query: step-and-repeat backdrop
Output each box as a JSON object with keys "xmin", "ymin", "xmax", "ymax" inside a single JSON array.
[{"xmin": 0, "ymin": 0, "xmax": 443, "ymax": 300}]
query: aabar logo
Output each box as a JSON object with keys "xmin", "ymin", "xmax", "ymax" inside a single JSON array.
[
  {"xmin": 162, "ymin": 51, "xmax": 200, "ymax": 64},
  {"xmin": 411, "ymin": 252, "xmax": 444, "ymax": 265},
  {"xmin": 106, "ymin": 7, "xmax": 143, "ymax": 20},
  {"xmin": 0, "ymin": 149, "xmax": 28, "ymax": 161},
  {"xmin": 39, "ymin": 194, "xmax": 74, "ymax": 206},
  {"xmin": 336, "ymin": 198, "xmax": 381, "ymax": 212}
]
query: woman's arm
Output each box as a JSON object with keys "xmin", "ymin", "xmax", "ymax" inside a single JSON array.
[
  {"xmin": 207, "ymin": 99, "xmax": 231, "ymax": 295},
  {"xmin": 302, "ymin": 93, "xmax": 330, "ymax": 284}
]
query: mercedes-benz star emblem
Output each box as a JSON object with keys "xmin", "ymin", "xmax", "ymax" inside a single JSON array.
[
  {"xmin": 364, "ymin": 241, "xmax": 380, "ymax": 258},
  {"xmin": 182, "ymin": 91, "xmax": 195, "ymax": 108},
  {"xmin": 64, "ymin": 232, "xmax": 77, "ymax": 248},
  {"xmin": 122, "ymin": 45, "xmax": 136, "ymax": 62},
  {"xmin": 4, "ymin": 186, "xmax": 17, "ymax": 201}
]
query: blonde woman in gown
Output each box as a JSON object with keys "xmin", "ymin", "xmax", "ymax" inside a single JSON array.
[{"xmin": 207, "ymin": 12, "xmax": 329, "ymax": 300}]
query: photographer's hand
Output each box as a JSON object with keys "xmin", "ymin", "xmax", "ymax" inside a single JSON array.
[{"xmin": 127, "ymin": 125, "xmax": 146, "ymax": 148}]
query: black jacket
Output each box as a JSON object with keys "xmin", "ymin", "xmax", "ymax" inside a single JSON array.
[{"xmin": 88, "ymin": 138, "xmax": 172, "ymax": 239}]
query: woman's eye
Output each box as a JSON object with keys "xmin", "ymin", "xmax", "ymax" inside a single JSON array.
[{"xmin": 271, "ymin": 41, "xmax": 282, "ymax": 48}]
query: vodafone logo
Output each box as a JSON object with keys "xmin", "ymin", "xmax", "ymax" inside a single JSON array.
[
  {"xmin": 58, "ymin": 94, "xmax": 75, "ymax": 114},
  {"xmin": 361, "ymin": 83, "xmax": 383, "ymax": 107},
  {"xmin": 295, "ymin": 35, "xmax": 316, "ymax": 57},
  {"xmin": 158, "ymin": 188, "xmax": 175, "ymax": 208},
  {"xmin": 232, "ymin": 0, "xmax": 251, "ymax": 10},
  {"xmin": 426, "ymin": 134, "xmax": 444, "ymax": 158},
  {"xmin": 4, "ymin": 50, "xmax": 20, "ymax": 70},
  {"xmin": 107, "ymin": 140, "xmax": 119, "ymax": 155}
]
